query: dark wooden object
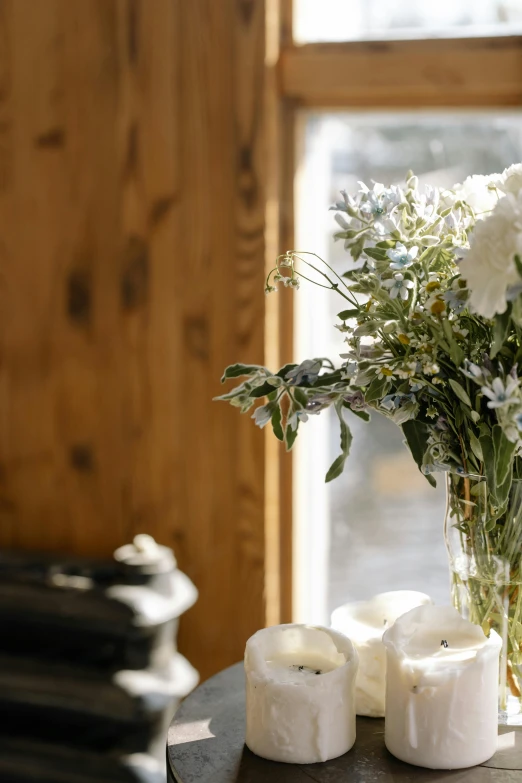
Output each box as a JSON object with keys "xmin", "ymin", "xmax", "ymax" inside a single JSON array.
[{"xmin": 168, "ymin": 663, "xmax": 522, "ymax": 783}]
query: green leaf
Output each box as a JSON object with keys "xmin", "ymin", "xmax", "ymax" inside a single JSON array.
[
  {"xmin": 515, "ymin": 254, "xmax": 522, "ymax": 277},
  {"xmin": 337, "ymin": 308, "xmax": 359, "ymax": 320},
  {"xmin": 495, "ymin": 468, "xmax": 513, "ymax": 514},
  {"xmin": 363, "ymin": 247, "xmax": 388, "ymax": 261},
  {"xmin": 490, "ymin": 306, "xmax": 511, "ymax": 360},
  {"xmin": 479, "ymin": 429, "xmax": 495, "ymax": 498},
  {"xmin": 469, "ymin": 431, "xmax": 483, "ymax": 462},
  {"xmin": 402, "ymin": 420, "xmax": 436, "ymax": 488},
  {"xmin": 455, "ymin": 407, "xmax": 464, "ymax": 428},
  {"xmin": 354, "ymin": 321, "xmax": 380, "ymax": 337},
  {"xmin": 285, "ymin": 421, "xmax": 298, "ymax": 451},
  {"xmin": 325, "ymin": 401, "xmax": 353, "ymax": 483},
  {"xmin": 350, "ymin": 238, "xmax": 365, "ymax": 261},
  {"xmin": 221, "ymin": 363, "xmax": 266, "ymax": 382},
  {"xmin": 293, "ymin": 387, "xmax": 309, "ymax": 408},
  {"xmin": 276, "ymin": 363, "xmax": 298, "ymax": 379},
  {"xmin": 450, "ymin": 341, "xmax": 465, "ymax": 367},
  {"xmin": 325, "ymin": 454, "xmax": 348, "ymax": 483},
  {"xmin": 271, "ymin": 405, "xmax": 284, "ymax": 441},
  {"xmin": 213, "ymin": 381, "xmax": 248, "ymax": 402},
  {"xmin": 311, "ymin": 369, "xmax": 343, "ymax": 387},
  {"xmin": 470, "ymin": 481, "xmax": 487, "ymax": 501},
  {"xmin": 442, "ymin": 319, "xmax": 454, "ymax": 345},
  {"xmin": 365, "ymin": 375, "xmax": 389, "ymax": 403},
  {"xmin": 493, "ymin": 424, "xmax": 517, "ymax": 489},
  {"xmin": 448, "ymin": 379, "xmax": 472, "ymax": 408},
  {"xmin": 250, "ymin": 381, "xmax": 278, "ymax": 398}
]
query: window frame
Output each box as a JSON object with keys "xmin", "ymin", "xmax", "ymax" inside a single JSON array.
[{"xmin": 266, "ymin": 0, "xmax": 522, "ymax": 624}]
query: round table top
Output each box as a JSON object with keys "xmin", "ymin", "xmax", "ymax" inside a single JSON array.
[{"xmin": 167, "ymin": 662, "xmax": 522, "ymax": 783}]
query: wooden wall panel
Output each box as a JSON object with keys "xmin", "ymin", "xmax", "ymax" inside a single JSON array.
[{"xmin": 0, "ymin": 0, "xmax": 266, "ymax": 681}]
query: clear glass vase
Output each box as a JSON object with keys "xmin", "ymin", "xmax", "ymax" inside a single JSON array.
[{"xmin": 445, "ymin": 472, "xmax": 522, "ymax": 725}]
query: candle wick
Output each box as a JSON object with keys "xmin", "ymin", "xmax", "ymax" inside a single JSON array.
[
  {"xmin": 298, "ymin": 665, "xmax": 304, "ymax": 671},
  {"xmin": 441, "ymin": 639, "xmax": 449, "ymax": 648},
  {"xmin": 315, "ymin": 670, "xmax": 321, "ymax": 675}
]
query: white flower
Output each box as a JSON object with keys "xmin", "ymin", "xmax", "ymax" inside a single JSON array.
[
  {"xmin": 360, "ymin": 185, "xmax": 387, "ymax": 217},
  {"xmin": 252, "ymin": 404, "xmax": 273, "ymax": 428},
  {"xmin": 423, "ymin": 362, "xmax": 440, "ymax": 376},
  {"xmin": 454, "ymin": 174, "xmax": 502, "ymax": 216},
  {"xmin": 459, "ymin": 192, "xmax": 522, "ymax": 318},
  {"xmin": 376, "ymin": 364, "xmax": 395, "ymax": 380},
  {"xmin": 462, "ymin": 361, "xmax": 487, "ymax": 383},
  {"xmin": 396, "ymin": 362, "xmax": 417, "ymax": 379},
  {"xmin": 499, "ymin": 163, "xmax": 522, "ymax": 196},
  {"xmin": 382, "ymin": 272, "xmax": 414, "ymax": 301},
  {"xmin": 387, "ymin": 243, "xmax": 418, "ymax": 270},
  {"xmin": 482, "ymin": 376, "xmax": 519, "ymax": 409}
]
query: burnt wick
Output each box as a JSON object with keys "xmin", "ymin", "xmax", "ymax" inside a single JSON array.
[{"xmin": 441, "ymin": 639, "xmax": 449, "ymax": 648}]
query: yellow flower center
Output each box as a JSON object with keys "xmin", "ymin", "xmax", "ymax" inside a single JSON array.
[
  {"xmin": 398, "ymin": 333, "xmax": 410, "ymax": 345},
  {"xmin": 430, "ymin": 299, "xmax": 445, "ymax": 315}
]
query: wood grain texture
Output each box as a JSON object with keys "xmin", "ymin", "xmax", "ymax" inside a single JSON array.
[
  {"xmin": 265, "ymin": 0, "xmax": 295, "ymax": 627},
  {"xmin": 0, "ymin": 0, "xmax": 266, "ymax": 681},
  {"xmin": 280, "ymin": 37, "xmax": 522, "ymax": 107}
]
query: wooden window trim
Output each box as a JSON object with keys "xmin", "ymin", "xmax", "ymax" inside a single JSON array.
[{"xmin": 280, "ymin": 36, "xmax": 522, "ymax": 108}]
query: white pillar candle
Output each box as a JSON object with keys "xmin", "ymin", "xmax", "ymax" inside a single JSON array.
[
  {"xmin": 331, "ymin": 590, "xmax": 432, "ymax": 717},
  {"xmin": 383, "ymin": 605, "xmax": 502, "ymax": 770},
  {"xmin": 244, "ymin": 624, "xmax": 358, "ymax": 764}
]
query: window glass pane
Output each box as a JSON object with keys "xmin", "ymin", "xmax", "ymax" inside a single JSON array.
[
  {"xmin": 294, "ymin": 0, "xmax": 522, "ymax": 43},
  {"xmin": 294, "ymin": 111, "xmax": 522, "ymax": 624}
]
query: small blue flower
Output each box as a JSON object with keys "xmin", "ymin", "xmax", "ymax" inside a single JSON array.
[
  {"xmin": 383, "ymin": 273, "xmax": 414, "ymax": 301},
  {"xmin": 287, "ymin": 409, "xmax": 309, "ymax": 430},
  {"xmin": 443, "ymin": 289, "xmax": 467, "ymax": 314},
  {"xmin": 462, "ymin": 360, "xmax": 486, "ymax": 382},
  {"xmin": 387, "ymin": 243, "xmax": 418, "ymax": 270},
  {"xmin": 482, "ymin": 376, "xmax": 519, "ymax": 409},
  {"xmin": 361, "ymin": 190, "xmax": 386, "ymax": 217},
  {"xmin": 286, "ymin": 359, "xmax": 322, "ymax": 385},
  {"xmin": 515, "ymin": 412, "xmax": 522, "ymax": 432},
  {"xmin": 381, "ymin": 394, "xmax": 399, "ymax": 411}
]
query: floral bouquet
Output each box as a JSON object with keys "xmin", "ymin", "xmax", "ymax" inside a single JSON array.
[{"xmin": 217, "ymin": 165, "xmax": 522, "ymax": 719}]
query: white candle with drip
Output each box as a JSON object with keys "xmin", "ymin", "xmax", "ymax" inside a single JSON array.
[
  {"xmin": 383, "ymin": 605, "xmax": 502, "ymax": 770},
  {"xmin": 245, "ymin": 624, "xmax": 358, "ymax": 764},
  {"xmin": 331, "ymin": 590, "xmax": 432, "ymax": 717}
]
